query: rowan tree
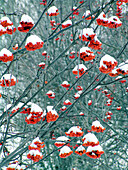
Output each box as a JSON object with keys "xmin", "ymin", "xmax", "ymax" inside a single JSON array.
[{"xmin": 0, "ymin": 0, "xmax": 128, "ymax": 169}]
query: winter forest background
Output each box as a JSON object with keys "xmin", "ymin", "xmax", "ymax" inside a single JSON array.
[{"xmin": 0, "ymin": 0, "xmax": 128, "ymax": 169}]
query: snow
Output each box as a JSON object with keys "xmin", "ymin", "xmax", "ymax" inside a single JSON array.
[
  {"xmin": 27, "ymin": 102, "xmax": 32, "ymax": 106},
  {"xmin": 66, "ymin": 126, "xmax": 82, "ymax": 134},
  {"xmin": 95, "ymin": 85, "xmax": 101, "ymax": 90},
  {"xmin": 47, "ymin": 106, "xmax": 58, "ymax": 115},
  {"xmin": 20, "ymin": 14, "xmax": 34, "ymax": 24},
  {"xmin": 41, "ymin": 109, "xmax": 46, "ymax": 117},
  {"xmin": 97, "ymin": 12, "xmax": 108, "ymax": 21},
  {"xmin": 108, "ymin": 16, "xmax": 122, "ymax": 24},
  {"xmin": 78, "ymin": 90, "xmax": 82, "ymax": 95},
  {"xmin": 64, "ymin": 99, "xmax": 71, "ymax": 104},
  {"xmin": 88, "ymin": 100, "xmax": 92, "ymax": 103},
  {"xmin": 26, "ymin": 113, "xmax": 32, "ymax": 119},
  {"xmin": 47, "ymin": 6, "xmax": 58, "ymax": 14},
  {"xmin": 0, "ymin": 16, "xmax": 12, "ymax": 24},
  {"xmin": 29, "ymin": 149, "xmax": 42, "ymax": 156},
  {"xmin": 75, "ymin": 145, "xmax": 85, "ymax": 152},
  {"xmin": 29, "ymin": 137, "xmax": 42, "ymax": 148},
  {"xmin": 42, "ymin": 51, "xmax": 47, "ymax": 55},
  {"xmin": 80, "ymin": 28, "xmax": 95, "ymax": 36},
  {"xmin": 118, "ymin": 62, "xmax": 128, "ymax": 72},
  {"xmin": 103, "ymin": 89, "xmax": 108, "ymax": 93},
  {"xmin": 74, "ymin": 90, "xmax": 82, "ymax": 98},
  {"xmin": 0, "ymin": 25, "xmax": 6, "ymax": 31},
  {"xmin": 73, "ymin": 64, "xmax": 87, "ymax": 71},
  {"xmin": 56, "ymin": 136, "xmax": 69, "ymax": 141},
  {"xmin": 47, "ymin": 106, "xmax": 53, "ymax": 111},
  {"xmin": 25, "ymin": 35, "xmax": 43, "ymax": 45},
  {"xmin": 55, "ymin": 141, "xmax": 65, "ymax": 146},
  {"xmin": 31, "ymin": 103, "xmax": 43, "ymax": 112},
  {"xmin": 70, "ymin": 51, "xmax": 75, "ymax": 54},
  {"xmin": 115, "ymin": 76, "xmax": 122, "ymax": 80},
  {"xmin": 39, "ymin": 62, "xmax": 45, "ymax": 66},
  {"xmin": 59, "ymin": 146, "xmax": 72, "ymax": 154},
  {"xmin": 12, "ymin": 102, "xmax": 26, "ymax": 111},
  {"xmin": 0, "ymin": 48, "xmax": 13, "ymax": 57},
  {"xmin": 7, "ymin": 163, "xmax": 25, "ymax": 169},
  {"xmin": 80, "ymin": 47, "xmax": 94, "ymax": 56},
  {"xmin": 62, "ymin": 20, "xmax": 72, "ymax": 26},
  {"xmin": 82, "ymin": 133, "xmax": 98, "ymax": 143},
  {"xmin": 83, "ymin": 10, "xmax": 94, "ymax": 18},
  {"xmin": 6, "ymin": 25, "xmax": 14, "ymax": 29},
  {"xmin": 77, "ymin": 140, "xmax": 81, "ymax": 144},
  {"xmin": 62, "ymin": 81, "xmax": 69, "ymax": 85},
  {"xmin": 111, "ymin": 68, "xmax": 118, "ymax": 74},
  {"xmin": 46, "ymin": 90, "xmax": 55, "ymax": 95},
  {"xmin": 4, "ymin": 104, "xmax": 12, "ymax": 112},
  {"xmin": 74, "ymin": 92, "xmax": 80, "ymax": 98},
  {"xmin": 1, "ymin": 74, "xmax": 16, "ymax": 81},
  {"xmin": 73, "ymin": 6, "xmax": 77, "ymax": 10},
  {"xmin": 79, "ymin": 112, "xmax": 84, "ymax": 115},
  {"xmin": 93, "ymin": 36, "xmax": 102, "ymax": 43},
  {"xmin": 86, "ymin": 145, "xmax": 103, "ymax": 152},
  {"xmin": 32, "ymin": 137, "xmax": 42, "ymax": 143},
  {"xmin": 100, "ymin": 54, "xmax": 117, "ymax": 68},
  {"xmin": 30, "ymin": 143, "xmax": 38, "ymax": 148},
  {"xmin": 61, "ymin": 106, "xmax": 66, "ymax": 110},
  {"xmin": 85, "ymin": 10, "xmax": 91, "ymax": 15},
  {"xmin": 92, "ymin": 120, "xmax": 104, "ymax": 129}
]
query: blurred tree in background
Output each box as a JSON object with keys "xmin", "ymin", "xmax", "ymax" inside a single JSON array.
[{"xmin": 0, "ymin": 0, "xmax": 128, "ymax": 169}]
